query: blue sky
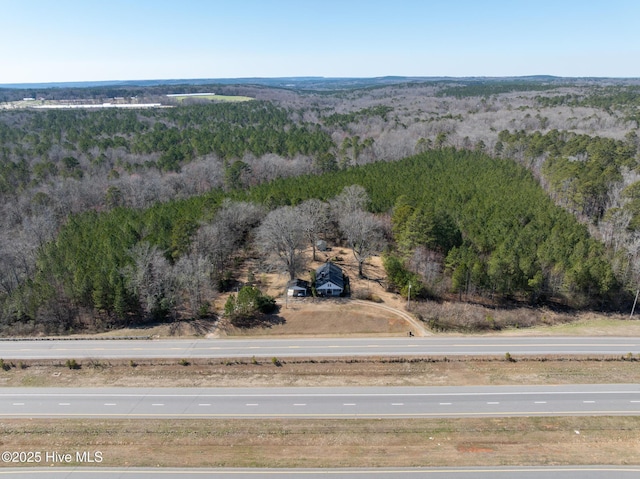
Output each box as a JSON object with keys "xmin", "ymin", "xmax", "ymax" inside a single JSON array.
[{"xmin": 1, "ymin": 0, "xmax": 639, "ymax": 83}]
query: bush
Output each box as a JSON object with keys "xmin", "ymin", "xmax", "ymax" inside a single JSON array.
[
  {"xmin": 225, "ymin": 286, "xmax": 278, "ymax": 327},
  {"xmin": 0, "ymin": 359, "xmax": 11, "ymax": 371},
  {"xmin": 65, "ymin": 359, "xmax": 81, "ymax": 370},
  {"xmin": 354, "ymin": 290, "xmax": 384, "ymax": 303}
]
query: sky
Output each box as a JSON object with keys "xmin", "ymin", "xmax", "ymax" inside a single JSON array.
[{"xmin": 1, "ymin": 0, "xmax": 639, "ymax": 84}]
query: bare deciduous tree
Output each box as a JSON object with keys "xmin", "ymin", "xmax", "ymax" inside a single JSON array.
[
  {"xmin": 330, "ymin": 184, "xmax": 370, "ymax": 216},
  {"xmin": 173, "ymin": 252, "xmax": 215, "ymax": 317},
  {"xmin": 256, "ymin": 206, "xmax": 306, "ymax": 280},
  {"xmin": 339, "ymin": 210, "xmax": 386, "ymax": 278},
  {"xmin": 123, "ymin": 242, "xmax": 178, "ymax": 320},
  {"xmin": 296, "ymin": 198, "xmax": 329, "ymax": 261}
]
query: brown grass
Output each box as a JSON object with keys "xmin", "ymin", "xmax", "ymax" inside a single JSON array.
[
  {"xmin": 3, "ymin": 355, "xmax": 640, "ymax": 388},
  {"xmin": 2, "ymin": 417, "xmax": 640, "ymax": 467}
]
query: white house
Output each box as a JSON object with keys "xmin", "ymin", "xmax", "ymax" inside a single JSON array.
[{"xmin": 315, "ymin": 262, "xmax": 344, "ymax": 297}]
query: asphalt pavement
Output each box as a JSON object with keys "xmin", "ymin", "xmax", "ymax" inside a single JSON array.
[
  {"xmin": 1, "ymin": 385, "xmax": 639, "ymax": 419},
  {"xmin": 1, "ymin": 336, "xmax": 639, "ymax": 359}
]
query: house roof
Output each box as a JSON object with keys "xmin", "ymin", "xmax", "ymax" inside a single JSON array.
[
  {"xmin": 287, "ymin": 279, "xmax": 309, "ymax": 289},
  {"xmin": 315, "ymin": 262, "xmax": 344, "ymax": 289}
]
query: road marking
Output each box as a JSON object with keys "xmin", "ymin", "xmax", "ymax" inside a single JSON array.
[
  {"xmin": 12, "ymin": 403, "xmax": 24, "ymax": 406},
  {"xmin": 198, "ymin": 403, "xmax": 211, "ymax": 406},
  {"xmin": 58, "ymin": 403, "xmax": 70, "ymax": 406},
  {"xmin": 152, "ymin": 403, "xmax": 164, "ymax": 406},
  {"xmin": 104, "ymin": 403, "xmax": 117, "ymax": 406},
  {"xmin": 391, "ymin": 403, "xmax": 404, "ymax": 406},
  {"xmin": 534, "ymin": 401, "xmax": 547, "ymax": 404},
  {"xmin": 583, "ymin": 401, "xmax": 596, "ymax": 404},
  {"xmin": 630, "ymin": 400, "xmax": 640, "ymax": 403},
  {"xmin": 246, "ymin": 403, "xmax": 259, "ymax": 406},
  {"xmin": 439, "ymin": 402, "xmax": 452, "ymax": 405},
  {"xmin": 343, "ymin": 403, "xmax": 356, "ymax": 406},
  {"xmin": 487, "ymin": 402, "xmax": 500, "ymax": 405},
  {"xmin": 293, "ymin": 403, "xmax": 307, "ymax": 406}
]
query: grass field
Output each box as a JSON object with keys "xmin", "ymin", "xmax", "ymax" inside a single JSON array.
[
  {"xmin": 172, "ymin": 94, "xmax": 253, "ymax": 102},
  {"xmin": 2, "ymin": 355, "xmax": 640, "ymax": 388},
  {"xmin": 3, "ymin": 417, "xmax": 639, "ymax": 467}
]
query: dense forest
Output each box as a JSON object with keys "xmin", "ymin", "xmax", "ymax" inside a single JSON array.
[{"xmin": 1, "ymin": 77, "xmax": 639, "ymax": 334}]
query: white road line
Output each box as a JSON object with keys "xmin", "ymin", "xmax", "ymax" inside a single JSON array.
[
  {"xmin": 104, "ymin": 403, "xmax": 117, "ymax": 406},
  {"xmin": 246, "ymin": 403, "xmax": 259, "ymax": 406},
  {"xmin": 198, "ymin": 403, "xmax": 211, "ymax": 406},
  {"xmin": 1, "ymin": 390, "xmax": 639, "ymax": 399},
  {"xmin": 630, "ymin": 400, "xmax": 640, "ymax": 403},
  {"xmin": 487, "ymin": 402, "xmax": 500, "ymax": 405},
  {"xmin": 12, "ymin": 403, "xmax": 24, "ymax": 406},
  {"xmin": 583, "ymin": 401, "xmax": 596, "ymax": 404},
  {"xmin": 58, "ymin": 403, "xmax": 70, "ymax": 406},
  {"xmin": 439, "ymin": 402, "xmax": 452, "ymax": 405},
  {"xmin": 151, "ymin": 403, "xmax": 164, "ymax": 406},
  {"xmin": 343, "ymin": 403, "xmax": 357, "ymax": 406},
  {"xmin": 293, "ymin": 403, "xmax": 307, "ymax": 406},
  {"xmin": 391, "ymin": 403, "xmax": 404, "ymax": 406},
  {"xmin": 534, "ymin": 401, "xmax": 547, "ymax": 404}
]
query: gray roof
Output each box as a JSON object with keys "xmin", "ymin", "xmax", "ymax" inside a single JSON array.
[
  {"xmin": 315, "ymin": 262, "xmax": 344, "ymax": 289},
  {"xmin": 287, "ymin": 279, "xmax": 309, "ymax": 289}
]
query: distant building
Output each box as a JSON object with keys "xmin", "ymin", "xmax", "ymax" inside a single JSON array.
[{"xmin": 315, "ymin": 262, "xmax": 344, "ymax": 297}]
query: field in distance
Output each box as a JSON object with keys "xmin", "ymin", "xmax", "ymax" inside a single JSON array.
[{"xmin": 170, "ymin": 93, "xmax": 253, "ymax": 102}]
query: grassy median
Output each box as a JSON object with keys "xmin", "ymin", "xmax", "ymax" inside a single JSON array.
[{"xmin": 1, "ymin": 354, "xmax": 640, "ymax": 388}]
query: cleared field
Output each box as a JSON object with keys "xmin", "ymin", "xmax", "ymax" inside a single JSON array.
[
  {"xmin": 172, "ymin": 94, "xmax": 253, "ymax": 102},
  {"xmin": 2, "ymin": 416, "xmax": 639, "ymax": 467}
]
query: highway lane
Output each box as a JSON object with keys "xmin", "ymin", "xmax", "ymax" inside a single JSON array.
[
  {"xmin": 1, "ymin": 336, "xmax": 640, "ymax": 360},
  {"xmin": 1, "ymin": 385, "xmax": 639, "ymax": 419},
  {"xmin": 2, "ymin": 467, "xmax": 640, "ymax": 478}
]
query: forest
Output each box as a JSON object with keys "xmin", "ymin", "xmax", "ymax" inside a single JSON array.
[{"xmin": 1, "ymin": 77, "xmax": 639, "ymax": 334}]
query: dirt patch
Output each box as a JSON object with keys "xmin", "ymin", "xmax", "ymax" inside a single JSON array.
[
  {"xmin": 457, "ymin": 443, "xmax": 496, "ymax": 453},
  {"xmin": 221, "ymin": 299, "xmax": 412, "ymax": 337}
]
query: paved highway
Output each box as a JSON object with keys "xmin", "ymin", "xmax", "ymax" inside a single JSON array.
[
  {"xmin": 1, "ymin": 467, "xmax": 640, "ymax": 478},
  {"xmin": 1, "ymin": 385, "xmax": 639, "ymax": 419},
  {"xmin": 1, "ymin": 336, "xmax": 640, "ymax": 360}
]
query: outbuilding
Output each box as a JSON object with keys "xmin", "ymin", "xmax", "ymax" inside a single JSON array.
[{"xmin": 287, "ymin": 279, "xmax": 310, "ymax": 297}]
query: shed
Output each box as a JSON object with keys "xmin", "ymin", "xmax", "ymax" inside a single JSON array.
[{"xmin": 287, "ymin": 279, "xmax": 309, "ymax": 297}]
